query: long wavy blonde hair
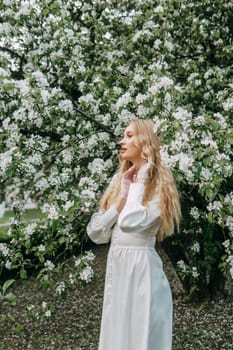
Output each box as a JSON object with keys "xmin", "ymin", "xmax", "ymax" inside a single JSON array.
[{"xmin": 100, "ymin": 119, "xmax": 181, "ymax": 241}]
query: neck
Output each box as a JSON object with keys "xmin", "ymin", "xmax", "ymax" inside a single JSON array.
[{"xmin": 133, "ymin": 158, "xmax": 146, "ymax": 171}]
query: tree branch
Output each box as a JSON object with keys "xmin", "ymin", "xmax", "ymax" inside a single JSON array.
[
  {"xmin": 0, "ymin": 46, "xmax": 24, "ymax": 60},
  {"xmin": 20, "ymin": 127, "xmax": 62, "ymax": 142},
  {"xmin": 73, "ymin": 105, "xmax": 116, "ymax": 138}
]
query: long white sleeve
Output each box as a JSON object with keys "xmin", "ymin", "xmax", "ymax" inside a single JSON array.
[
  {"xmin": 87, "ymin": 206, "xmax": 119, "ymax": 244},
  {"xmin": 118, "ymin": 183, "xmax": 160, "ymax": 233}
]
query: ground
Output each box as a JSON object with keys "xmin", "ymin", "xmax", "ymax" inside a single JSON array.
[{"xmin": 0, "ymin": 244, "xmax": 232, "ymax": 350}]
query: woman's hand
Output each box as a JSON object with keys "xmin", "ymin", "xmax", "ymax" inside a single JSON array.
[
  {"xmin": 120, "ymin": 165, "xmax": 136, "ymax": 198},
  {"xmin": 115, "ymin": 166, "xmax": 136, "ymax": 213}
]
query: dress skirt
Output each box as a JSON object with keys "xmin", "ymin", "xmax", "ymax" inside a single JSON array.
[{"xmin": 98, "ymin": 226, "xmax": 173, "ymax": 350}]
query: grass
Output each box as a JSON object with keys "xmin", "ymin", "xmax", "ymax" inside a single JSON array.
[
  {"xmin": 0, "ymin": 208, "xmax": 45, "ymax": 241},
  {"xmin": 0, "ymin": 208, "xmax": 44, "ymax": 225},
  {"xmin": 0, "ymin": 226, "xmax": 9, "ymax": 240}
]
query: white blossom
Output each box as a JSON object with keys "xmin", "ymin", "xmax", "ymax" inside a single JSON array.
[
  {"xmin": 224, "ymin": 192, "xmax": 233, "ymax": 206},
  {"xmin": 173, "ymin": 107, "xmax": 192, "ymax": 121},
  {"xmin": 223, "ymin": 96, "xmax": 233, "ymax": 111},
  {"xmin": 226, "ymin": 255, "xmax": 233, "ymax": 278},
  {"xmin": 148, "ymin": 83, "xmax": 159, "ymax": 94},
  {"xmin": 35, "ymin": 178, "xmax": 49, "ymax": 191},
  {"xmin": 194, "ymin": 115, "xmax": 205, "ymax": 126},
  {"xmin": 200, "ymin": 168, "xmax": 212, "ymax": 181},
  {"xmin": 190, "ymin": 207, "xmax": 200, "ymax": 220},
  {"xmin": 88, "ymin": 158, "xmax": 105, "ymax": 174},
  {"xmin": 5, "ymin": 260, "xmax": 12, "ymax": 269},
  {"xmin": 119, "ymin": 109, "xmax": 135, "ymax": 123},
  {"xmin": 56, "ymin": 282, "xmax": 66, "ymax": 295},
  {"xmin": 69, "ymin": 273, "xmax": 74, "ymax": 284},
  {"xmin": 75, "ymin": 258, "xmax": 82, "ymax": 267},
  {"xmin": 79, "ymin": 265, "xmax": 94, "ymax": 283},
  {"xmin": 31, "ymin": 71, "xmax": 49, "ymax": 87},
  {"xmin": 15, "ymin": 1, "xmax": 32, "ymax": 18},
  {"xmin": 15, "ymin": 80, "xmax": 30, "ymax": 96},
  {"xmin": 79, "ymin": 93, "xmax": 95, "ymax": 103},
  {"xmin": 27, "ymin": 304, "xmax": 35, "ymax": 311},
  {"xmin": 191, "ymin": 266, "xmax": 200, "ymax": 278},
  {"xmin": 191, "ymin": 242, "xmax": 200, "ymax": 254},
  {"xmin": 222, "ymin": 239, "xmax": 230, "ymax": 254},
  {"xmin": 63, "ymin": 200, "xmax": 74, "ymax": 211},
  {"xmin": 153, "ymin": 39, "xmax": 162, "ymax": 49},
  {"xmin": 61, "ymin": 150, "xmax": 73, "ymax": 164},
  {"xmin": 84, "ymin": 250, "xmax": 96, "ymax": 262},
  {"xmin": 58, "ymin": 99, "xmax": 74, "ymax": 113},
  {"xmin": 45, "ymin": 310, "xmax": 52, "ymax": 317},
  {"xmin": 178, "ymin": 153, "xmax": 194, "ymax": 173},
  {"xmin": 207, "ymin": 201, "xmax": 223, "ymax": 212},
  {"xmin": 133, "ymin": 74, "xmax": 144, "ymax": 83},
  {"xmin": 48, "ymin": 205, "xmax": 59, "ymax": 220},
  {"xmin": 0, "ymin": 152, "xmax": 12, "ymax": 171},
  {"xmin": 114, "ymin": 92, "xmax": 131, "ymax": 110},
  {"xmin": 225, "ymin": 216, "xmax": 233, "ymax": 235},
  {"xmin": 24, "ymin": 223, "xmax": 37, "ymax": 239},
  {"xmin": 40, "ymin": 89, "xmax": 50, "ymax": 104},
  {"xmin": 44, "ymin": 260, "xmax": 55, "ymax": 271},
  {"xmin": 164, "ymin": 41, "xmax": 173, "ymax": 51},
  {"xmin": 201, "ymin": 133, "xmax": 218, "ymax": 149},
  {"xmin": 213, "ymin": 112, "xmax": 227, "ymax": 129},
  {"xmin": 38, "ymin": 244, "xmax": 45, "ymax": 252},
  {"xmin": 0, "ymin": 243, "xmax": 9, "ymax": 257},
  {"xmin": 137, "ymin": 105, "xmax": 149, "ymax": 117},
  {"xmin": 154, "ymin": 5, "xmax": 164, "ymax": 13},
  {"xmin": 81, "ymin": 189, "xmax": 95, "ymax": 200},
  {"xmin": 136, "ymin": 93, "xmax": 147, "ymax": 104},
  {"xmin": 60, "ymin": 169, "xmax": 72, "ymax": 183},
  {"xmin": 158, "ymin": 76, "xmax": 173, "ymax": 89}
]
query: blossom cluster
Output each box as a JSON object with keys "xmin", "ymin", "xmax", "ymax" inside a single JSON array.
[{"xmin": 0, "ymin": 0, "xmax": 232, "ymax": 299}]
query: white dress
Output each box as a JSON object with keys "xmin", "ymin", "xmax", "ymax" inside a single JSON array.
[{"xmin": 87, "ymin": 182, "xmax": 173, "ymax": 350}]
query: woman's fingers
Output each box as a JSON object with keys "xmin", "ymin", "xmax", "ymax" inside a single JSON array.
[{"xmin": 124, "ymin": 165, "xmax": 136, "ymax": 180}]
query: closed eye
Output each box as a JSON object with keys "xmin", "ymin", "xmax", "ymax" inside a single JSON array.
[{"xmin": 124, "ymin": 132, "xmax": 133, "ymax": 138}]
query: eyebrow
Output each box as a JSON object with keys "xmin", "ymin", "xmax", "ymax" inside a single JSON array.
[{"xmin": 124, "ymin": 130, "xmax": 133, "ymax": 136}]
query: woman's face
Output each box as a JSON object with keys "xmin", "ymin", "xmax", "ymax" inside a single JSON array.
[{"xmin": 119, "ymin": 124, "xmax": 143, "ymax": 163}]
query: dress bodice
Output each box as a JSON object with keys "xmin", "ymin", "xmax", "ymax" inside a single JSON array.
[
  {"xmin": 87, "ymin": 181, "xmax": 161, "ymax": 245},
  {"xmin": 110, "ymin": 221, "xmax": 160, "ymax": 249}
]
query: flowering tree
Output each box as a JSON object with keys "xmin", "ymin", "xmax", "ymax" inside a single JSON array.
[{"xmin": 0, "ymin": 0, "xmax": 232, "ymax": 300}]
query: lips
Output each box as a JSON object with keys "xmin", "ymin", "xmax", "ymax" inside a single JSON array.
[{"xmin": 120, "ymin": 148, "xmax": 127, "ymax": 152}]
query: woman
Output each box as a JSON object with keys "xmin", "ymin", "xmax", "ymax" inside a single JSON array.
[{"xmin": 87, "ymin": 119, "xmax": 181, "ymax": 350}]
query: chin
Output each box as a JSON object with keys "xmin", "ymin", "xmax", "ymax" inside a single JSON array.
[{"xmin": 121, "ymin": 154, "xmax": 130, "ymax": 161}]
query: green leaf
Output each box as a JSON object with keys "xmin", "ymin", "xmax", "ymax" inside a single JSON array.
[
  {"xmin": 4, "ymin": 292, "xmax": 17, "ymax": 305},
  {"xmin": 58, "ymin": 236, "xmax": 66, "ymax": 245},
  {"xmin": 2, "ymin": 279, "xmax": 15, "ymax": 295},
  {"xmin": 20, "ymin": 269, "xmax": 27, "ymax": 279},
  {"xmin": 206, "ymin": 188, "xmax": 215, "ymax": 201},
  {"xmin": 25, "ymin": 239, "xmax": 31, "ymax": 249}
]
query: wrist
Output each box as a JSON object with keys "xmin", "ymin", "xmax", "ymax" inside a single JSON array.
[
  {"xmin": 119, "ymin": 195, "xmax": 127, "ymax": 201},
  {"xmin": 119, "ymin": 191, "xmax": 128, "ymax": 199}
]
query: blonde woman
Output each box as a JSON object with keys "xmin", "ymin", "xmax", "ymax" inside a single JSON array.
[{"xmin": 87, "ymin": 119, "xmax": 181, "ymax": 350}]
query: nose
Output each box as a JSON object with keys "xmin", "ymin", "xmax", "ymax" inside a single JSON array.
[{"xmin": 119, "ymin": 138, "xmax": 125, "ymax": 145}]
